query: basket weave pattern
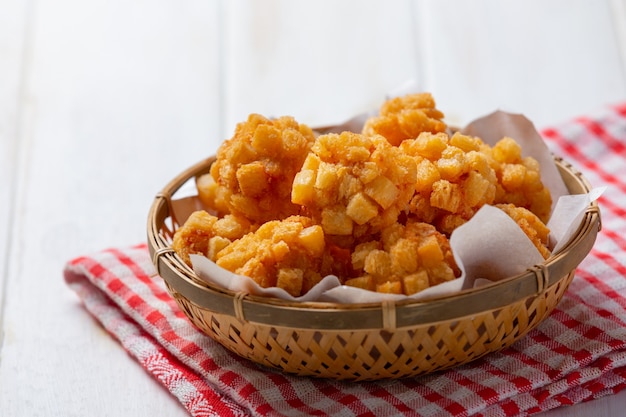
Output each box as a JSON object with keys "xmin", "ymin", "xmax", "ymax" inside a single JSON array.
[
  {"xmin": 167, "ymin": 270, "xmax": 573, "ymax": 380},
  {"xmin": 148, "ymin": 157, "xmax": 599, "ymax": 380}
]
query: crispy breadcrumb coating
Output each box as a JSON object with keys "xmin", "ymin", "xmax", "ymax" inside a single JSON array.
[
  {"xmin": 496, "ymin": 203, "xmax": 551, "ymax": 259},
  {"xmin": 487, "ymin": 137, "xmax": 553, "ymax": 223},
  {"xmin": 198, "ymin": 114, "xmax": 316, "ymax": 222},
  {"xmin": 401, "ymin": 131, "xmax": 499, "ymax": 235},
  {"xmin": 214, "ymin": 216, "xmax": 326, "ymax": 297},
  {"xmin": 172, "ymin": 210, "xmax": 254, "ymax": 266},
  {"xmin": 344, "ymin": 220, "xmax": 460, "ymax": 295},
  {"xmin": 291, "ymin": 131, "xmax": 417, "ymax": 238},
  {"xmin": 362, "ymin": 93, "xmax": 447, "ymax": 146}
]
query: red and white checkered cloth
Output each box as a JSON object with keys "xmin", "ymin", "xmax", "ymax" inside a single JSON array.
[{"xmin": 64, "ymin": 104, "xmax": 626, "ymax": 417}]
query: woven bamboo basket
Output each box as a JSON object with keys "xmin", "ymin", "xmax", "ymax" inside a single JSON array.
[{"xmin": 147, "ymin": 156, "xmax": 600, "ymax": 381}]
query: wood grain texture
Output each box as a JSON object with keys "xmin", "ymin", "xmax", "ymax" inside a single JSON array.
[
  {"xmin": 0, "ymin": 0, "xmax": 30, "ymax": 343},
  {"xmin": 416, "ymin": 0, "xmax": 626, "ymax": 128},
  {"xmin": 0, "ymin": 0, "xmax": 217, "ymax": 415},
  {"xmin": 1, "ymin": 0, "xmax": 626, "ymax": 415}
]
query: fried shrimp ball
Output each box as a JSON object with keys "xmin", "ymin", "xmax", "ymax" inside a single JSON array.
[
  {"xmin": 344, "ymin": 220, "xmax": 460, "ymax": 295},
  {"xmin": 496, "ymin": 203, "xmax": 551, "ymax": 259},
  {"xmin": 172, "ymin": 210, "xmax": 254, "ymax": 266},
  {"xmin": 198, "ymin": 114, "xmax": 316, "ymax": 222},
  {"xmin": 291, "ymin": 132, "xmax": 417, "ymax": 238},
  {"xmin": 487, "ymin": 137, "xmax": 552, "ymax": 223},
  {"xmin": 401, "ymin": 131, "xmax": 498, "ymax": 235},
  {"xmin": 362, "ymin": 92, "xmax": 447, "ymax": 146},
  {"xmin": 214, "ymin": 216, "xmax": 326, "ymax": 297}
]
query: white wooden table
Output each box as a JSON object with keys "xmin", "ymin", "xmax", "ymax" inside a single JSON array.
[{"xmin": 2, "ymin": 1, "xmax": 626, "ymax": 415}]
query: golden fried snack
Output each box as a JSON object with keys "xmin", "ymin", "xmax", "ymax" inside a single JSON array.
[
  {"xmin": 199, "ymin": 114, "xmax": 316, "ymax": 222},
  {"xmin": 291, "ymin": 132, "xmax": 417, "ymax": 238},
  {"xmin": 401, "ymin": 131, "xmax": 498, "ymax": 235},
  {"xmin": 172, "ymin": 211, "xmax": 254, "ymax": 266},
  {"xmin": 180, "ymin": 95, "xmax": 557, "ymax": 298},
  {"xmin": 195, "ymin": 172, "xmax": 230, "ymax": 216},
  {"xmin": 214, "ymin": 216, "xmax": 326, "ymax": 297},
  {"xmin": 496, "ymin": 203, "xmax": 551, "ymax": 259},
  {"xmin": 488, "ymin": 137, "xmax": 552, "ymax": 223},
  {"xmin": 344, "ymin": 220, "xmax": 460, "ymax": 295},
  {"xmin": 362, "ymin": 93, "xmax": 447, "ymax": 146}
]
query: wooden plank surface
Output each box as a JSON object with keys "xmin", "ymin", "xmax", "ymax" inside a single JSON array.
[
  {"xmin": 0, "ymin": 0, "xmax": 218, "ymax": 415},
  {"xmin": 0, "ymin": 0, "xmax": 29, "ymax": 341},
  {"xmin": 416, "ymin": 0, "xmax": 626, "ymax": 128},
  {"xmin": 1, "ymin": 0, "xmax": 626, "ymax": 416}
]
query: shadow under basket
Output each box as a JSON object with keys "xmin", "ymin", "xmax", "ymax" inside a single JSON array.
[{"xmin": 147, "ymin": 156, "xmax": 601, "ymax": 381}]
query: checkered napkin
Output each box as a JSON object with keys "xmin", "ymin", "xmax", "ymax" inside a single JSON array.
[{"xmin": 64, "ymin": 104, "xmax": 626, "ymax": 417}]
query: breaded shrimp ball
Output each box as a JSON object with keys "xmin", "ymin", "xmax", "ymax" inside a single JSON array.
[
  {"xmin": 362, "ymin": 92, "xmax": 447, "ymax": 146},
  {"xmin": 197, "ymin": 114, "xmax": 316, "ymax": 223},
  {"xmin": 345, "ymin": 219, "xmax": 460, "ymax": 295},
  {"xmin": 291, "ymin": 132, "xmax": 417, "ymax": 238}
]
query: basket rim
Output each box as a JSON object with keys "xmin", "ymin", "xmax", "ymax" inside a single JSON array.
[{"xmin": 147, "ymin": 156, "xmax": 600, "ymax": 330}]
